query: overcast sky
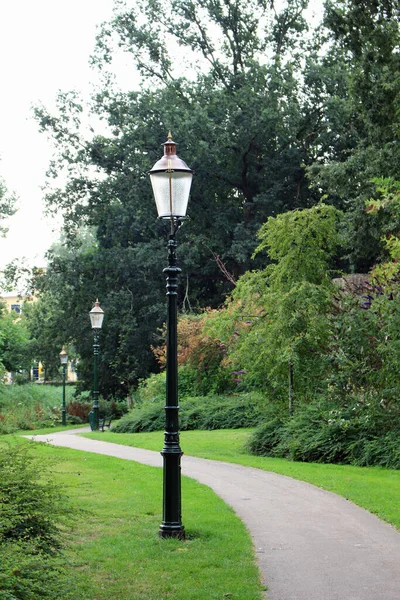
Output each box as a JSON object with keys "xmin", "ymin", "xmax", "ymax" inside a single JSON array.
[{"xmin": 0, "ymin": 0, "xmax": 118, "ymax": 270}]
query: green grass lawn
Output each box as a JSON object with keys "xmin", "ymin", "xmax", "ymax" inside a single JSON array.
[
  {"xmin": 13, "ymin": 436, "xmax": 264, "ymax": 600},
  {"xmin": 84, "ymin": 428, "xmax": 400, "ymax": 530}
]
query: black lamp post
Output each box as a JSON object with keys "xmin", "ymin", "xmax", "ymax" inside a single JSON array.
[
  {"xmin": 89, "ymin": 300, "xmax": 104, "ymax": 431},
  {"xmin": 59, "ymin": 346, "xmax": 68, "ymax": 426},
  {"xmin": 149, "ymin": 132, "xmax": 193, "ymax": 539}
]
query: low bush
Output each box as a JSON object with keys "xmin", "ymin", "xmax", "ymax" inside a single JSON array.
[
  {"xmin": 0, "ymin": 442, "xmax": 76, "ymax": 598},
  {"xmin": 247, "ymin": 399, "xmax": 400, "ymax": 469},
  {"xmin": 113, "ymin": 392, "xmax": 267, "ymax": 433},
  {"xmin": 112, "ymin": 401, "xmax": 165, "ymax": 433},
  {"xmin": 0, "ymin": 541, "xmax": 75, "ymax": 600},
  {"xmin": 100, "ymin": 398, "xmax": 129, "ymax": 420},
  {"xmin": 182, "ymin": 394, "xmax": 266, "ymax": 430},
  {"xmin": 66, "ymin": 400, "xmax": 92, "ymax": 422},
  {"xmin": 245, "ymin": 417, "xmax": 285, "ymax": 456}
]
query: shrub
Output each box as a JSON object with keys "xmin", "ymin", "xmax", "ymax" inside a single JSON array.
[
  {"xmin": 0, "ymin": 541, "xmax": 76, "ymax": 600},
  {"xmin": 0, "ymin": 443, "xmax": 77, "ymax": 598},
  {"xmin": 350, "ymin": 431, "xmax": 400, "ymax": 468},
  {"xmin": 136, "ymin": 372, "xmax": 166, "ymax": 404},
  {"xmin": 66, "ymin": 400, "xmax": 92, "ymax": 422},
  {"xmin": 112, "ymin": 401, "xmax": 165, "ymax": 433},
  {"xmin": 247, "ymin": 398, "xmax": 400, "ymax": 468},
  {"xmin": 0, "ymin": 444, "xmax": 73, "ymax": 553},
  {"xmin": 181, "ymin": 394, "xmax": 266, "ymax": 430},
  {"xmin": 113, "ymin": 392, "xmax": 267, "ymax": 433},
  {"xmin": 245, "ymin": 417, "xmax": 285, "ymax": 456},
  {"xmin": 14, "ymin": 372, "xmax": 30, "ymax": 385},
  {"xmin": 99, "ymin": 399, "xmax": 129, "ymax": 420},
  {"xmin": 152, "ymin": 311, "xmax": 234, "ymax": 396}
]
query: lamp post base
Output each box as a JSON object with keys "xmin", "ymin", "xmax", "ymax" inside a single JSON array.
[{"xmin": 159, "ymin": 524, "xmax": 185, "ymax": 539}]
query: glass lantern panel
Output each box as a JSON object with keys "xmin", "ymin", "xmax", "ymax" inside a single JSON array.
[
  {"xmin": 150, "ymin": 171, "xmax": 192, "ymax": 218},
  {"xmin": 90, "ymin": 311, "xmax": 104, "ymax": 329}
]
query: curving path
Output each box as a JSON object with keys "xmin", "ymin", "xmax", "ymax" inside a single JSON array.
[{"xmin": 26, "ymin": 429, "xmax": 400, "ymax": 600}]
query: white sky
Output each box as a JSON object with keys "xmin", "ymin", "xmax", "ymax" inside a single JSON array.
[
  {"xmin": 0, "ymin": 0, "xmax": 119, "ymax": 270},
  {"xmin": 0, "ymin": 0, "xmax": 323, "ymax": 272}
]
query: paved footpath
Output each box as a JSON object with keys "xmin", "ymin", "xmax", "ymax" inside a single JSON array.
[{"xmin": 27, "ymin": 429, "xmax": 400, "ymax": 600}]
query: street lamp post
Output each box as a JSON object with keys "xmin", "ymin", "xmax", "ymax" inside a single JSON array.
[
  {"xmin": 89, "ymin": 300, "xmax": 104, "ymax": 431},
  {"xmin": 59, "ymin": 346, "xmax": 68, "ymax": 426},
  {"xmin": 149, "ymin": 132, "xmax": 193, "ymax": 539}
]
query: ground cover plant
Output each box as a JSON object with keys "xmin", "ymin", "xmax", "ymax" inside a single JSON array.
[
  {"xmin": 8, "ymin": 436, "xmax": 264, "ymax": 600},
  {"xmin": 85, "ymin": 429, "xmax": 400, "ymax": 530}
]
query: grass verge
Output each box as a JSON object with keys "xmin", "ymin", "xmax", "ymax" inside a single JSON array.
[
  {"xmin": 13, "ymin": 436, "xmax": 264, "ymax": 600},
  {"xmin": 84, "ymin": 428, "xmax": 400, "ymax": 529}
]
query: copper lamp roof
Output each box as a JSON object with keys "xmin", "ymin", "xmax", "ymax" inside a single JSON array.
[{"xmin": 149, "ymin": 132, "xmax": 193, "ymax": 174}]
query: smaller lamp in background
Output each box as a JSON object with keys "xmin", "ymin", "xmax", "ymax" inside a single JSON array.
[
  {"xmin": 59, "ymin": 346, "xmax": 68, "ymax": 426},
  {"xmin": 89, "ymin": 300, "xmax": 104, "ymax": 431}
]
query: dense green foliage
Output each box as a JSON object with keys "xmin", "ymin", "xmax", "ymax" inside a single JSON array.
[
  {"xmin": 0, "ymin": 384, "xmax": 129, "ymax": 433},
  {"xmin": 208, "ymin": 204, "xmax": 343, "ymax": 408},
  {"xmin": 116, "ymin": 192, "xmax": 400, "ymax": 469},
  {"xmin": 113, "ymin": 391, "xmax": 266, "ymax": 433},
  {"xmin": 20, "ymin": 0, "xmax": 398, "ymax": 400},
  {"xmin": 0, "ymin": 384, "xmax": 76, "ymax": 433},
  {"xmin": 1, "ymin": 1, "xmax": 397, "ymax": 467},
  {"xmin": 0, "ymin": 303, "xmax": 31, "ymax": 378},
  {"xmin": 0, "ymin": 443, "xmax": 76, "ymax": 599},
  {"xmin": 247, "ymin": 400, "xmax": 400, "ymax": 469},
  {"xmin": 309, "ymin": 0, "xmax": 400, "ymax": 270}
]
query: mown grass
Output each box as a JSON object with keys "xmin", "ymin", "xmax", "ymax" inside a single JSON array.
[
  {"xmin": 12, "ymin": 436, "xmax": 264, "ymax": 600},
  {"xmin": 84, "ymin": 428, "xmax": 400, "ymax": 530}
]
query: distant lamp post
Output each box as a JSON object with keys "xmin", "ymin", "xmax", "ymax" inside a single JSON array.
[
  {"xmin": 89, "ymin": 299, "xmax": 104, "ymax": 431},
  {"xmin": 149, "ymin": 132, "xmax": 193, "ymax": 539},
  {"xmin": 59, "ymin": 346, "xmax": 68, "ymax": 426}
]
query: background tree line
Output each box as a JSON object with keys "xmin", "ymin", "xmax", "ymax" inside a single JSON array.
[{"xmin": 6, "ymin": 0, "xmax": 398, "ymax": 403}]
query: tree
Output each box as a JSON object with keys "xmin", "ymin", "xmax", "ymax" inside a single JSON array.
[
  {"xmin": 22, "ymin": 291, "xmax": 68, "ymax": 381},
  {"xmin": 210, "ymin": 204, "xmax": 343, "ymax": 411},
  {"xmin": 32, "ymin": 0, "xmax": 336, "ymax": 396},
  {"xmin": 0, "ymin": 175, "xmax": 16, "ymax": 238},
  {"xmin": 0, "ymin": 302, "xmax": 31, "ymax": 375},
  {"xmin": 29, "ymin": 1, "xmax": 398, "ymax": 397},
  {"xmin": 307, "ymin": 0, "xmax": 400, "ymax": 271},
  {"xmin": 365, "ymin": 178, "xmax": 400, "ymax": 281}
]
